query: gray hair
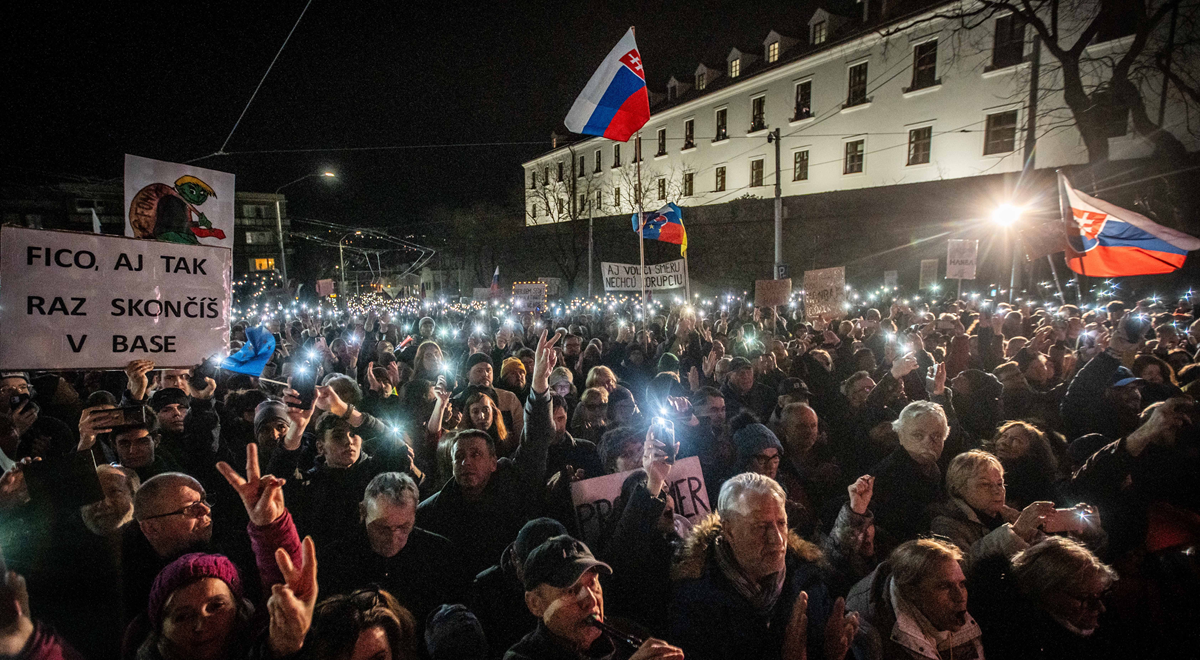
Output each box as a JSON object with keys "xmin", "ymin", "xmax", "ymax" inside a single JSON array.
[
  {"xmin": 134, "ymin": 472, "xmax": 204, "ymax": 521},
  {"xmin": 889, "ymin": 538, "xmax": 963, "ymax": 601},
  {"xmin": 717, "ymin": 472, "xmax": 786, "ymax": 520},
  {"xmin": 1011, "ymin": 536, "xmax": 1116, "ymax": 604},
  {"xmin": 891, "ymin": 400, "xmax": 948, "ymax": 437},
  {"xmin": 945, "ymin": 450, "xmax": 1003, "ymax": 500},
  {"xmin": 363, "ymin": 471, "xmax": 420, "ymax": 509}
]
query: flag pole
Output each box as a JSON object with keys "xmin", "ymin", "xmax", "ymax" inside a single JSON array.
[
  {"xmin": 636, "ymin": 133, "xmax": 647, "ymax": 331},
  {"xmin": 1057, "ymin": 170, "xmax": 1085, "ymax": 303}
]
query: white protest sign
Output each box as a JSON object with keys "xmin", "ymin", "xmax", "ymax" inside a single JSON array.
[
  {"xmin": 511, "ymin": 282, "xmax": 547, "ymax": 311},
  {"xmin": 601, "ymin": 259, "xmax": 688, "ymax": 291},
  {"xmin": 919, "ymin": 258, "xmax": 940, "ymax": 289},
  {"xmin": 0, "ymin": 227, "xmax": 232, "ymax": 369},
  {"xmin": 802, "ymin": 266, "xmax": 846, "ymax": 320},
  {"xmin": 570, "ymin": 455, "xmax": 710, "ymax": 547},
  {"xmin": 124, "ymin": 154, "xmax": 236, "ymax": 248},
  {"xmin": 883, "ymin": 270, "xmax": 898, "ymax": 289},
  {"xmin": 946, "ymin": 239, "xmax": 979, "ymax": 280},
  {"xmin": 538, "ymin": 277, "xmax": 564, "ymax": 297}
]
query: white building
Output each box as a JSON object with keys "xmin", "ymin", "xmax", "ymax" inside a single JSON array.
[{"xmin": 522, "ymin": 0, "xmax": 1196, "ymax": 227}]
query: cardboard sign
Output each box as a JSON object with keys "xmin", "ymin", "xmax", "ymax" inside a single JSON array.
[
  {"xmin": 946, "ymin": 240, "xmax": 979, "ymax": 280},
  {"xmin": 884, "ymin": 270, "xmax": 899, "ymax": 289},
  {"xmin": 538, "ymin": 277, "xmax": 564, "ymax": 298},
  {"xmin": 124, "ymin": 154, "xmax": 235, "ymax": 248},
  {"xmin": 315, "ymin": 279, "xmax": 335, "ymax": 297},
  {"xmin": 511, "ymin": 282, "xmax": 547, "ymax": 311},
  {"xmin": 755, "ymin": 278, "xmax": 792, "ymax": 308},
  {"xmin": 601, "ymin": 259, "xmax": 687, "ymax": 291},
  {"xmin": 570, "ymin": 455, "xmax": 710, "ymax": 547},
  {"xmin": 919, "ymin": 258, "xmax": 939, "ymax": 289},
  {"xmin": 802, "ymin": 266, "xmax": 845, "ymax": 320},
  {"xmin": 0, "ymin": 227, "xmax": 232, "ymax": 369}
]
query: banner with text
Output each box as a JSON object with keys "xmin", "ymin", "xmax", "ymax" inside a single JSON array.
[
  {"xmin": 755, "ymin": 278, "xmax": 791, "ymax": 308},
  {"xmin": 919, "ymin": 258, "xmax": 939, "ymax": 289},
  {"xmin": 803, "ymin": 266, "xmax": 846, "ymax": 320},
  {"xmin": 511, "ymin": 282, "xmax": 547, "ymax": 311},
  {"xmin": 0, "ymin": 227, "xmax": 232, "ymax": 369},
  {"xmin": 601, "ymin": 259, "xmax": 688, "ymax": 292},
  {"xmin": 946, "ymin": 240, "xmax": 979, "ymax": 280},
  {"xmin": 570, "ymin": 455, "xmax": 710, "ymax": 547},
  {"xmin": 124, "ymin": 154, "xmax": 235, "ymax": 248},
  {"xmin": 884, "ymin": 270, "xmax": 899, "ymax": 289}
]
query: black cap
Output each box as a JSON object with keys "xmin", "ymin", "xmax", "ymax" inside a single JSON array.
[
  {"xmin": 777, "ymin": 377, "xmax": 812, "ymax": 399},
  {"xmin": 729, "ymin": 356, "xmax": 753, "ymax": 372},
  {"xmin": 513, "ymin": 517, "xmax": 569, "ymax": 566},
  {"xmin": 522, "ymin": 535, "xmax": 612, "ymax": 591},
  {"xmin": 465, "ymin": 353, "xmax": 492, "ymax": 371},
  {"xmin": 148, "ymin": 388, "xmax": 190, "ymax": 412}
]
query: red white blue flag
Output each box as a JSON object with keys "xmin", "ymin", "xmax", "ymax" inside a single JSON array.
[
  {"xmin": 1060, "ymin": 172, "xmax": 1200, "ymax": 276},
  {"xmin": 489, "ymin": 266, "xmax": 501, "ymax": 298},
  {"xmin": 632, "ymin": 202, "xmax": 688, "ymax": 256},
  {"xmin": 564, "ymin": 28, "xmax": 650, "ymax": 142}
]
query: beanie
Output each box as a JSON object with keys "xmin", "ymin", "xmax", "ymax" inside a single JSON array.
[
  {"xmin": 253, "ymin": 400, "xmax": 291, "ymax": 438},
  {"xmin": 425, "ymin": 604, "xmax": 488, "ymax": 660},
  {"xmin": 148, "ymin": 553, "xmax": 243, "ymax": 629},
  {"xmin": 500, "ymin": 357, "xmax": 526, "ymax": 380},
  {"xmin": 733, "ymin": 423, "xmax": 784, "ymax": 471},
  {"xmin": 657, "ymin": 353, "xmax": 680, "ymax": 374},
  {"xmin": 148, "ymin": 388, "xmax": 189, "ymax": 412},
  {"xmin": 465, "ymin": 353, "xmax": 492, "ymax": 371}
]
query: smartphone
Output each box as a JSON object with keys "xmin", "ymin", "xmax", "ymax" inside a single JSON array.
[
  {"xmin": 289, "ymin": 362, "xmax": 317, "ymax": 410},
  {"xmin": 1042, "ymin": 508, "xmax": 1088, "ymax": 534},
  {"xmin": 109, "ymin": 406, "xmax": 151, "ymax": 429},
  {"xmin": 24, "ymin": 451, "xmax": 104, "ymax": 509},
  {"xmin": 189, "ymin": 357, "xmax": 219, "ymax": 390},
  {"xmin": 649, "ymin": 417, "xmax": 678, "ymax": 464},
  {"xmin": 7, "ymin": 392, "xmax": 30, "ymax": 410}
]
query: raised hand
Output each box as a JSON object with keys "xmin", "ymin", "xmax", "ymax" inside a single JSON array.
[
  {"xmin": 824, "ymin": 596, "xmax": 860, "ymax": 660},
  {"xmin": 365, "ymin": 362, "xmax": 382, "ymax": 393},
  {"xmin": 642, "ymin": 435, "xmax": 673, "ymax": 498},
  {"xmin": 890, "ymin": 352, "xmax": 918, "ymax": 380},
  {"xmin": 1011, "ymin": 501, "xmax": 1057, "ymax": 542},
  {"xmin": 782, "ymin": 590, "xmax": 809, "ymax": 660},
  {"xmin": 926, "ymin": 362, "xmax": 946, "ymax": 396},
  {"xmin": 0, "ymin": 458, "xmax": 35, "ymax": 510},
  {"xmin": 124, "ymin": 359, "xmax": 155, "ymax": 401},
  {"xmin": 185, "ymin": 376, "xmax": 217, "ymax": 401},
  {"xmin": 216, "ymin": 444, "xmax": 286, "ymax": 527},
  {"xmin": 77, "ymin": 405, "xmax": 117, "ymax": 451},
  {"xmin": 268, "ymin": 536, "xmax": 318, "ymax": 657},
  {"xmin": 531, "ymin": 329, "xmax": 561, "ymax": 394},
  {"xmin": 313, "ymin": 385, "xmax": 349, "ymax": 417},
  {"xmin": 848, "ymin": 475, "xmax": 874, "ymax": 515},
  {"xmin": 688, "ymin": 366, "xmax": 701, "ymax": 392}
]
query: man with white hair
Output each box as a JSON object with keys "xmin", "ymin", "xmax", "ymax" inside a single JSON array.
[
  {"xmin": 670, "ymin": 472, "xmax": 859, "ymax": 660},
  {"xmin": 868, "ymin": 400, "xmax": 949, "ymax": 544}
]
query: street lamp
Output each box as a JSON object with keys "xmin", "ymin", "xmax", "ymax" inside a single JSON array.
[
  {"xmin": 339, "ymin": 230, "xmax": 362, "ymax": 301},
  {"xmin": 274, "ymin": 171, "xmax": 337, "ymax": 287},
  {"xmin": 991, "ymin": 203, "xmax": 1025, "ymax": 302}
]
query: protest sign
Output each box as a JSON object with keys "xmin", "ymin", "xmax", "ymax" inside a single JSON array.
[
  {"xmin": 919, "ymin": 259, "xmax": 939, "ymax": 289},
  {"xmin": 802, "ymin": 266, "xmax": 845, "ymax": 320},
  {"xmin": 570, "ymin": 455, "xmax": 710, "ymax": 547},
  {"xmin": 0, "ymin": 227, "xmax": 232, "ymax": 369},
  {"xmin": 601, "ymin": 259, "xmax": 687, "ymax": 292},
  {"xmin": 315, "ymin": 279, "xmax": 335, "ymax": 297},
  {"xmin": 124, "ymin": 154, "xmax": 235, "ymax": 248},
  {"xmin": 538, "ymin": 277, "xmax": 564, "ymax": 298},
  {"xmin": 511, "ymin": 281, "xmax": 547, "ymax": 311},
  {"xmin": 884, "ymin": 270, "xmax": 899, "ymax": 289},
  {"xmin": 754, "ymin": 278, "xmax": 791, "ymax": 308},
  {"xmin": 946, "ymin": 240, "xmax": 979, "ymax": 280}
]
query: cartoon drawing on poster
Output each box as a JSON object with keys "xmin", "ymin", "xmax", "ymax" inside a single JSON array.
[{"xmin": 125, "ymin": 154, "xmax": 235, "ymax": 246}]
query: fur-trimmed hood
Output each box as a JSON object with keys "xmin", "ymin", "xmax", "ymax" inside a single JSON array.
[{"xmin": 672, "ymin": 513, "xmax": 824, "ymax": 581}]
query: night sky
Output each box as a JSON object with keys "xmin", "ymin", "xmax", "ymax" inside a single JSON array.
[{"xmin": 2, "ymin": 0, "xmax": 818, "ymax": 228}]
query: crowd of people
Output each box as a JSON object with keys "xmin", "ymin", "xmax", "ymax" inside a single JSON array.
[{"xmin": 0, "ymin": 292, "xmax": 1198, "ymax": 659}]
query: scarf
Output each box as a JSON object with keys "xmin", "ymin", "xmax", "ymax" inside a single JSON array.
[
  {"xmin": 714, "ymin": 536, "xmax": 786, "ymax": 615},
  {"xmin": 887, "ymin": 576, "xmax": 983, "ymax": 660}
]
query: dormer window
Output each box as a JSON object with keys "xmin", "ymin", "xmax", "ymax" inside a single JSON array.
[
  {"xmin": 696, "ymin": 71, "xmax": 706, "ymax": 90},
  {"xmin": 767, "ymin": 41, "xmax": 779, "ymax": 63},
  {"xmin": 729, "ymin": 58, "xmax": 740, "ymax": 78},
  {"xmin": 812, "ymin": 21, "xmax": 827, "ymax": 45}
]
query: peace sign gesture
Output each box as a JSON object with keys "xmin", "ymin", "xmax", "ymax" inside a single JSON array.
[
  {"xmin": 531, "ymin": 329, "xmax": 561, "ymax": 394},
  {"xmin": 268, "ymin": 535, "xmax": 318, "ymax": 657},
  {"xmin": 216, "ymin": 443, "xmax": 286, "ymax": 527}
]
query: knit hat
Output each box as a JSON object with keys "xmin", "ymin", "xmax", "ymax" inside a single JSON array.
[
  {"xmin": 253, "ymin": 400, "xmax": 291, "ymax": 438},
  {"xmin": 733, "ymin": 423, "xmax": 784, "ymax": 470},
  {"xmin": 148, "ymin": 553, "xmax": 243, "ymax": 629},
  {"xmin": 465, "ymin": 353, "xmax": 492, "ymax": 371},
  {"xmin": 148, "ymin": 388, "xmax": 190, "ymax": 412},
  {"xmin": 500, "ymin": 357, "xmax": 526, "ymax": 380},
  {"xmin": 425, "ymin": 604, "xmax": 487, "ymax": 660},
  {"xmin": 657, "ymin": 352, "xmax": 680, "ymax": 374},
  {"xmin": 0, "ymin": 372, "xmax": 30, "ymax": 385}
]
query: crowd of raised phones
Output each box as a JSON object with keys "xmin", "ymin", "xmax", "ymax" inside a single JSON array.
[{"xmin": 0, "ymin": 294, "xmax": 1197, "ymax": 659}]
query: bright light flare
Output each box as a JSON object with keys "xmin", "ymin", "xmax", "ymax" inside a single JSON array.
[{"xmin": 991, "ymin": 203, "xmax": 1023, "ymax": 226}]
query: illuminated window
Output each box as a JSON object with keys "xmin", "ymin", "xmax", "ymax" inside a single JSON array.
[
  {"xmin": 251, "ymin": 257, "xmax": 276, "ymax": 271},
  {"xmin": 715, "ymin": 108, "xmax": 728, "ymax": 141},
  {"xmin": 767, "ymin": 41, "xmax": 779, "ymax": 63},
  {"xmin": 729, "ymin": 58, "xmax": 740, "ymax": 78},
  {"xmin": 812, "ymin": 21, "xmax": 827, "ymax": 45},
  {"xmin": 684, "ymin": 119, "xmax": 695, "ymax": 149},
  {"xmin": 658, "ymin": 178, "xmax": 667, "ymax": 200},
  {"xmin": 684, "ymin": 172, "xmax": 694, "ymax": 196},
  {"xmin": 715, "ymin": 166, "xmax": 726, "ymax": 192},
  {"xmin": 908, "ymin": 127, "xmax": 932, "ymax": 165}
]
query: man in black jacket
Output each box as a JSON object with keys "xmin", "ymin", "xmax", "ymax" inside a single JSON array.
[{"xmin": 868, "ymin": 399, "xmax": 949, "ymax": 546}]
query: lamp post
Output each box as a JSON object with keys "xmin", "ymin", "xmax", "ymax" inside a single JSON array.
[
  {"xmin": 274, "ymin": 171, "xmax": 336, "ymax": 286},
  {"xmin": 338, "ymin": 230, "xmax": 362, "ymax": 301},
  {"xmin": 991, "ymin": 203, "xmax": 1023, "ymax": 303}
]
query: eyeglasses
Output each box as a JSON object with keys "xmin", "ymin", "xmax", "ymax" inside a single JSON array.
[
  {"xmin": 141, "ymin": 500, "xmax": 211, "ymax": 521},
  {"xmin": 316, "ymin": 587, "xmax": 387, "ymax": 616}
]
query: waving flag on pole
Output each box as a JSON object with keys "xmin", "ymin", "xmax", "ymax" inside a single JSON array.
[
  {"xmin": 564, "ymin": 28, "xmax": 650, "ymax": 142},
  {"xmin": 1059, "ymin": 172, "xmax": 1200, "ymax": 276},
  {"xmin": 632, "ymin": 202, "xmax": 688, "ymax": 256},
  {"xmin": 489, "ymin": 266, "xmax": 501, "ymax": 298}
]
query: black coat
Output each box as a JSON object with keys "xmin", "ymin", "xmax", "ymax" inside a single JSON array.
[
  {"xmin": 867, "ymin": 446, "xmax": 943, "ymax": 544},
  {"xmin": 504, "ymin": 621, "xmax": 632, "ymax": 660},
  {"xmin": 471, "ymin": 547, "xmax": 540, "ymax": 659}
]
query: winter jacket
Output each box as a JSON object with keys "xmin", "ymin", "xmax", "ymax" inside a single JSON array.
[
  {"xmin": 598, "ymin": 482, "xmax": 676, "ymax": 636},
  {"xmin": 819, "ymin": 503, "xmax": 877, "ymax": 598},
  {"xmin": 1061, "ymin": 351, "xmax": 1130, "ymax": 440},
  {"xmin": 504, "ymin": 621, "xmax": 633, "ymax": 660},
  {"xmin": 471, "ymin": 545, "xmax": 540, "ymax": 660},
  {"xmin": 868, "ymin": 447, "xmax": 943, "ymax": 544},
  {"xmin": 668, "ymin": 514, "xmax": 835, "ymax": 660},
  {"xmin": 928, "ymin": 498, "xmax": 1030, "ymax": 572}
]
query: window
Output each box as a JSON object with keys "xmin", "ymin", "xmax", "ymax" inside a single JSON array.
[
  {"xmin": 244, "ymin": 231, "xmax": 274, "ymax": 244},
  {"xmin": 767, "ymin": 41, "xmax": 780, "ymax": 63},
  {"xmin": 658, "ymin": 178, "xmax": 667, "ymax": 200},
  {"xmin": 614, "ymin": 187, "xmax": 621, "ymax": 207},
  {"xmin": 242, "ymin": 204, "xmax": 267, "ymax": 218},
  {"xmin": 793, "ymin": 150, "xmax": 809, "ymax": 181},
  {"xmin": 715, "ymin": 166, "xmax": 726, "ymax": 192},
  {"xmin": 696, "ymin": 71, "xmax": 706, "ymax": 91},
  {"xmin": 530, "ymin": 171, "xmax": 537, "ymax": 189},
  {"xmin": 729, "ymin": 58, "xmax": 741, "ymax": 78},
  {"xmin": 794, "ymin": 81, "xmax": 812, "ymax": 120},
  {"xmin": 579, "ymin": 193, "xmax": 587, "ymax": 210},
  {"xmin": 750, "ymin": 159, "xmax": 764, "ymax": 187},
  {"xmin": 530, "ymin": 205, "xmax": 538, "ymax": 219},
  {"xmin": 983, "ymin": 110, "xmax": 1019, "ymax": 154},
  {"xmin": 847, "ymin": 62, "xmax": 868, "ymax": 106},
  {"xmin": 844, "ymin": 139, "xmax": 864, "ymax": 174},
  {"xmin": 557, "ymin": 161, "xmax": 564, "ymax": 182},
  {"xmin": 544, "ymin": 166, "xmax": 549, "ymax": 183},
  {"xmin": 594, "ymin": 149, "xmax": 602, "ymax": 173},
  {"xmin": 907, "ymin": 127, "xmax": 932, "ymax": 165},
  {"xmin": 613, "ymin": 144, "xmax": 621, "ymax": 167},
  {"xmin": 812, "ymin": 21, "xmax": 827, "ymax": 45},
  {"xmin": 684, "ymin": 119, "xmax": 695, "ymax": 149},
  {"xmin": 657, "ymin": 128, "xmax": 667, "ymax": 156},
  {"xmin": 684, "ymin": 172, "xmax": 694, "ymax": 196},
  {"xmin": 911, "ymin": 40, "xmax": 938, "ymax": 90},
  {"xmin": 556, "ymin": 198, "xmax": 564, "ymax": 215},
  {"xmin": 750, "ymin": 96, "xmax": 766, "ymax": 132},
  {"xmin": 992, "ymin": 14, "xmax": 1025, "ymax": 69},
  {"xmin": 714, "ymin": 108, "xmax": 728, "ymax": 141},
  {"xmin": 578, "ymin": 155, "xmax": 586, "ymax": 177},
  {"xmin": 595, "ymin": 190, "xmax": 603, "ymax": 211},
  {"xmin": 251, "ymin": 257, "xmax": 276, "ymax": 271}
]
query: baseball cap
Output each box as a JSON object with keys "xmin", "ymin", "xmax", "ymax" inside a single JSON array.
[
  {"xmin": 729, "ymin": 356, "xmax": 754, "ymax": 372},
  {"xmin": 1110, "ymin": 366, "xmax": 1142, "ymax": 388},
  {"xmin": 513, "ymin": 517, "xmax": 569, "ymax": 566},
  {"xmin": 777, "ymin": 378, "xmax": 812, "ymax": 399},
  {"xmin": 522, "ymin": 535, "xmax": 611, "ymax": 591}
]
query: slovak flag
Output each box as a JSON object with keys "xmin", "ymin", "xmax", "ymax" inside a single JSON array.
[
  {"xmin": 564, "ymin": 28, "xmax": 650, "ymax": 142},
  {"xmin": 1059, "ymin": 172, "xmax": 1200, "ymax": 276},
  {"xmin": 632, "ymin": 202, "xmax": 688, "ymax": 256},
  {"xmin": 489, "ymin": 266, "xmax": 501, "ymax": 298}
]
